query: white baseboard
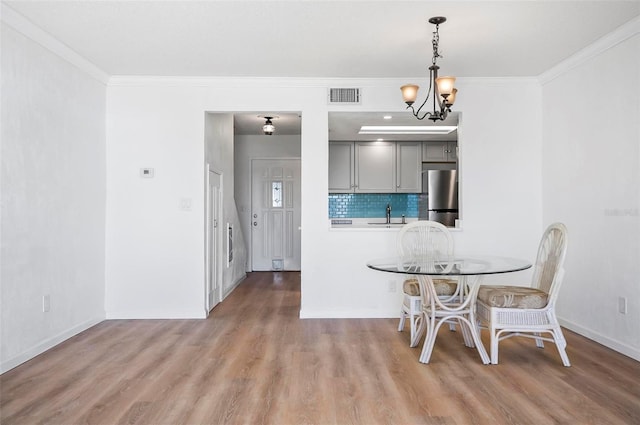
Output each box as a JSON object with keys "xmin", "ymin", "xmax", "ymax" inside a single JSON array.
[
  {"xmin": 105, "ymin": 310, "xmax": 206, "ymax": 319},
  {"xmin": 222, "ymin": 273, "xmax": 246, "ymax": 300},
  {"xmin": 559, "ymin": 317, "xmax": 640, "ymax": 362},
  {"xmin": 299, "ymin": 309, "xmax": 398, "ymax": 319},
  {"xmin": 0, "ymin": 316, "xmax": 104, "ymax": 374}
]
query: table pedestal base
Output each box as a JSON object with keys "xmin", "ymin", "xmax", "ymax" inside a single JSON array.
[{"xmin": 416, "ymin": 275, "xmax": 490, "ymax": 365}]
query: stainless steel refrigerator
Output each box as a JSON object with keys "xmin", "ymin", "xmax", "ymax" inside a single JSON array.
[{"xmin": 425, "ymin": 169, "xmax": 458, "ymax": 227}]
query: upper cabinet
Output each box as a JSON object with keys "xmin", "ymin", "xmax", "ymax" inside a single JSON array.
[
  {"xmin": 328, "ymin": 142, "xmax": 355, "ymax": 192},
  {"xmin": 355, "ymin": 141, "xmax": 396, "ymax": 192},
  {"xmin": 329, "ymin": 141, "xmax": 422, "ymax": 193},
  {"xmin": 396, "ymin": 142, "xmax": 422, "ymax": 192},
  {"xmin": 423, "ymin": 141, "xmax": 457, "ymax": 162}
]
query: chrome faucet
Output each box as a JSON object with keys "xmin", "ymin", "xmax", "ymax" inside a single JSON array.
[{"xmin": 386, "ymin": 203, "xmax": 392, "ymax": 224}]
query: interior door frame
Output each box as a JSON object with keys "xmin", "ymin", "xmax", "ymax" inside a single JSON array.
[{"xmin": 205, "ymin": 164, "xmax": 223, "ymax": 315}]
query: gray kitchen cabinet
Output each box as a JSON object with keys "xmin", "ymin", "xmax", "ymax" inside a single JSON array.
[
  {"xmin": 329, "ymin": 141, "xmax": 422, "ymax": 193},
  {"xmin": 396, "ymin": 142, "xmax": 422, "ymax": 192},
  {"xmin": 355, "ymin": 141, "xmax": 396, "ymax": 192},
  {"xmin": 423, "ymin": 141, "xmax": 457, "ymax": 162},
  {"xmin": 328, "ymin": 142, "xmax": 355, "ymax": 192}
]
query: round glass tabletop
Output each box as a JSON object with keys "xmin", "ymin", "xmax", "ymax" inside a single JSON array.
[{"xmin": 367, "ymin": 255, "xmax": 532, "ymax": 276}]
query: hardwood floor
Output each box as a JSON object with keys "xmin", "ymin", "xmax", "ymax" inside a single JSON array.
[{"xmin": 1, "ymin": 272, "xmax": 639, "ymax": 424}]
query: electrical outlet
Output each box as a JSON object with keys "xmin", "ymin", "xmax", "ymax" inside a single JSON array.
[
  {"xmin": 42, "ymin": 295, "xmax": 50, "ymax": 312},
  {"xmin": 618, "ymin": 297, "xmax": 627, "ymax": 314},
  {"xmin": 388, "ymin": 281, "xmax": 397, "ymax": 293},
  {"xmin": 179, "ymin": 198, "xmax": 192, "ymax": 211}
]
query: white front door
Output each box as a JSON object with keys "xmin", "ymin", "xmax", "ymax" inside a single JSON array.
[
  {"xmin": 206, "ymin": 170, "xmax": 222, "ymax": 312},
  {"xmin": 251, "ymin": 159, "xmax": 301, "ymax": 271}
]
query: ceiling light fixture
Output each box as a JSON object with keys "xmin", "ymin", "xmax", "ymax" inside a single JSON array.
[
  {"xmin": 401, "ymin": 17, "xmax": 457, "ymax": 122},
  {"xmin": 262, "ymin": 116, "xmax": 276, "ymax": 135}
]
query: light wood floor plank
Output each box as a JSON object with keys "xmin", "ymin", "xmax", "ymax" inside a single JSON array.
[{"xmin": 1, "ymin": 271, "xmax": 639, "ymax": 424}]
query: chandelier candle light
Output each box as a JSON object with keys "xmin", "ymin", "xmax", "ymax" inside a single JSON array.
[{"xmin": 401, "ymin": 16, "xmax": 457, "ymax": 121}]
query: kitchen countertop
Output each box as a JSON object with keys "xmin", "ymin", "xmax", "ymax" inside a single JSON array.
[{"xmin": 329, "ymin": 218, "xmax": 462, "ymax": 231}]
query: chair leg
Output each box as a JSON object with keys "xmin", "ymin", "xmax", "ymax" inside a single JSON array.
[
  {"xmin": 490, "ymin": 327, "xmax": 500, "ymax": 364},
  {"xmin": 534, "ymin": 332, "xmax": 545, "ymax": 348},
  {"xmin": 552, "ymin": 326, "xmax": 571, "ymax": 367},
  {"xmin": 398, "ymin": 310, "xmax": 406, "ymax": 332}
]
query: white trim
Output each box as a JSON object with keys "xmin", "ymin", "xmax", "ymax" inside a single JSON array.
[
  {"xmin": 539, "ymin": 16, "xmax": 640, "ymax": 85},
  {"xmin": 107, "ymin": 75, "xmax": 539, "ymax": 88},
  {"xmin": 299, "ymin": 309, "xmax": 398, "ymax": 319},
  {"xmin": 559, "ymin": 317, "xmax": 640, "ymax": 362},
  {"xmin": 0, "ymin": 316, "xmax": 104, "ymax": 374},
  {"xmin": 1, "ymin": 3, "xmax": 110, "ymax": 84},
  {"xmin": 222, "ymin": 273, "xmax": 247, "ymax": 299},
  {"xmin": 105, "ymin": 310, "xmax": 207, "ymax": 320}
]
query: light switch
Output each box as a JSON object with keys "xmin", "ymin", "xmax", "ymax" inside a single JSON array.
[{"xmin": 140, "ymin": 168, "xmax": 154, "ymax": 178}]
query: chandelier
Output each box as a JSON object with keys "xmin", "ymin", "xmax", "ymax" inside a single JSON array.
[{"xmin": 400, "ymin": 17, "xmax": 457, "ymax": 122}]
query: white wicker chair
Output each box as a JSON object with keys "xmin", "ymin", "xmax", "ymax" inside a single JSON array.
[
  {"xmin": 396, "ymin": 221, "xmax": 461, "ymax": 347},
  {"xmin": 476, "ymin": 222, "xmax": 570, "ymax": 366}
]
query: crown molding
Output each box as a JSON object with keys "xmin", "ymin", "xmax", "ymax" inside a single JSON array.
[
  {"xmin": 539, "ymin": 15, "xmax": 640, "ymax": 85},
  {"xmin": 108, "ymin": 75, "xmax": 539, "ymax": 88},
  {"xmin": 1, "ymin": 3, "xmax": 110, "ymax": 84},
  {"xmin": 108, "ymin": 76, "xmax": 333, "ymax": 88}
]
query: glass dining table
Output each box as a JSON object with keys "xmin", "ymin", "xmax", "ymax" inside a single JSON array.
[{"xmin": 367, "ymin": 255, "xmax": 532, "ymax": 364}]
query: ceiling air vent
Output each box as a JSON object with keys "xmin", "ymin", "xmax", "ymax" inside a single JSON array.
[{"xmin": 328, "ymin": 88, "xmax": 361, "ymax": 104}]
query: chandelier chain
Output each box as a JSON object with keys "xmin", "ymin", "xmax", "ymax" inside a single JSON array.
[{"xmin": 432, "ymin": 24, "xmax": 441, "ymax": 66}]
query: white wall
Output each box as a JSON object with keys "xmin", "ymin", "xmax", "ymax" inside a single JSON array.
[
  {"xmin": 104, "ymin": 81, "xmax": 325, "ymax": 318},
  {"xmin": 234, "ymin": 134, "xmax": 301, "ymax": 270},
  {"xmin": 1, "ymin": 22, "xmax": 106, "ymax": 372},
  {"xmin": 104, "ymin": 78, "xmax": 543, "ymax": 321},
  {"xmin": 540, "ymin": 20, "xmax": 640, "ymax": 360},
  {"xmin": 303, "ymin": 79, "xmax": 543, "ymax": 318}
]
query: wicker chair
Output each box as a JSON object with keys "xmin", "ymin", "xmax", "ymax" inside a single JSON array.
[
  {"xmin": 396, "ymin": 221, "xmax": 460, "ymax": 347},
  {"xmin": 476, "ymin": 222, "xmax": 570, "ymax": 366}
]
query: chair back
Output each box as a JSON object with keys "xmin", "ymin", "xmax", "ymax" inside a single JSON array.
[
  {"xmin": 397, "ymin": 221, "xmax": 454, "ymax": 273},
  {"xmin": 532, "ymin": 223, "xmax": 568, "ymax": 300}
]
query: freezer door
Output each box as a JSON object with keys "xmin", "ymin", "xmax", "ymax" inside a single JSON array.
[{"xmin": 428, "ymin": 211, "xmax": 458, "ymax": 227}]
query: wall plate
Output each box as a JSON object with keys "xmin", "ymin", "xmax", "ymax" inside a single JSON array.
[{"xmin": 140, "ymin": 168, "xmax": 154, "ymax": 178}]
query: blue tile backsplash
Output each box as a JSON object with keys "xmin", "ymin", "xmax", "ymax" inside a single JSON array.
[{"xmin": 329, "ymin": 193, "xmax": 419, "ymax": 218}]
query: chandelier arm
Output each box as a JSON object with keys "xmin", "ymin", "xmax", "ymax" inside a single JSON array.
[
  {"xmin": 409, "ymin": 67, "xmax": 436, "ymax": 120},
  {"xmin": 406, "ymin": 105, "xmax": 436, "ymax": 121}
]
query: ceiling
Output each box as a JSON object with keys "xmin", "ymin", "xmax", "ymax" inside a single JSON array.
[
  {"xmin": 5, "ymin": 1, "xmax": 639, "ymax": 78},
  {"xmin": 328, "ymin": 112, "xmax": 458, "ymax": 142},
  {"xmin": 6, "ymin": 1, "xmax": 638, "ymax": 138}
]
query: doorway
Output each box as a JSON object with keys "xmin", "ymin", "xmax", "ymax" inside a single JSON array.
[
  {"xmin": 251, "ymin": 159, "xmax": 301, "ymax": 271},
  {"xmin": 206, "ymin": 168, "xmax": 223, "ymax": 312}
]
